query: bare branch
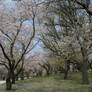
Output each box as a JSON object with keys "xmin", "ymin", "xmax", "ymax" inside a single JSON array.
[
  {"xmin": 14, "ymin": 14, "xmax": 36, "ymax": 70},
  {"xmin": 10, "ymin": 21, "xmax": 23, "ymax": 61},
  {"xmin": 26, "ymin": 40, "xmax": 40, "ymax": 54},
  {"xmin": 0, "ymin": 28, "xmax": 12, "ymax": 41},
  {"xmin": 0, "ymin": 43, "xmax": 11, "ymax": 69}
]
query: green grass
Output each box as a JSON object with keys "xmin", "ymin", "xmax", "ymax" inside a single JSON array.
[{"xmin": 0, "ymin": 72, "xmax": 92, "ymax": 92}]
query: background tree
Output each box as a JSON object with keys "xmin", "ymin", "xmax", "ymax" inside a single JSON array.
[{"xmin": 40, "ymin": 0, "xmax": 92, "ymax": 84}]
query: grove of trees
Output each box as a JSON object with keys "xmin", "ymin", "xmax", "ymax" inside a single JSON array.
[
  {"xmin": 40, "ymin": 0, "xmax": 92, "ymax": 84},
  {"xmin": 0, "ymin": 0, "xmax": 92, "ymax": 90}
]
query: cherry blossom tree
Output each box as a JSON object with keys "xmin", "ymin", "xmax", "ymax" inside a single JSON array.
[
  {"xmin": 0, "ymin": 0, "xmax": 42, "ymax": 90},
  {"xmin": 40, "ymin": 0, "xmax": 92, "ymax": 84}
]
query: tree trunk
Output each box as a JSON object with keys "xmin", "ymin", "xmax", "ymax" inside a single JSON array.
[
  {"xmin": 16, "ymin": 76, "xmax": 18, "ymax": 81},
  {"xmin": 80, "ymin": 46, "xmax": 89, "ymax": 84},
  {"xmin": 64, "ymin": 60, "xmax": 70, "ymax": 79},
  {"xmin": 21, "ymin": 69, "xmax": 24, "ymax": 80},
  {"xmin": 11, "ymin": 71, "xmax": 15, "ymax": 84},
  {"xmin": 64, "ymin": 70, "xmax": 68, "ymax": 79},
  {"xmin": 12, "ymin": 76, "xmax": 15, "ymax": 84},
  {"xmin": 81, "ymin": 60, "xmax": 89, "ymax": 84},
  {"xmin": 6, "ymin": 74, "xmax": 12, "ymax": 90},
  {"xmin": 46, "ymin": 69, "xmax": 50, "ymax": 76}
]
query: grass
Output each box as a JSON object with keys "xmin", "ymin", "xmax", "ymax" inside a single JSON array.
[{"xmin": 0, "ymin": 72, "xmax": 92, "ymax": 92}]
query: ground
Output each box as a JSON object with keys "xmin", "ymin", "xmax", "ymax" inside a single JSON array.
[
  {"xmin": 0, "ymin": 81, "xmax": 5, "ymax": 85},
  {"xmin": 0, "ymin": 72, "xmax": 92, "ymax": 92}
]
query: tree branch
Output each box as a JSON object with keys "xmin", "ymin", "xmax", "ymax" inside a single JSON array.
[
  {"xmin": 14, "ymin": 14, "xmax": 36, "ymax": 70},
  {"xmin": 0, "ymin": 28, "xmax": 12, "ymax": 41},
  {"xmin": 0, "ymin": 43, "xmax": 11, "ymax": 69}
]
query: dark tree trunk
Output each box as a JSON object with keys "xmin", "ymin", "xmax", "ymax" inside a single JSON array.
[
  {"xmin": 80, "ymin": 46, "xmax": 89, "ymax": 84},
  {"xmin": 37, "ymin": 70, "xmax": 42, "ymax": 77},
  {"xmin": 11, "ymin": 71, "xmax": 15, "ymax": 84},
  {"xmin": 46, "ymin": 69, "xmax": 50, "ymax": 76},
  {"xmin": 16, "ymin": 76, "xmax": 18, "ymax": 81},
  {"xmin": 47, "ymin": 71, "xmax": 50, "ymax": 75},
  {"xmin": 64, "ymin": 60, "xmax": 70, "ymax": 79},
  {"xmin": 21, "ymin": 69, "xmax": 24, "ymax": 80},
  {"xmin": 81, "ymin": 60, "xmax": 89, "ymax": 84},
  {"xmin": 64, "ymin": 70, "xmax": 68, "ymax": 79},
  {"xmin": 21, "ymin": 76, "xmax": 24, "ymax": 80},
  {"xmin": 12, "ymin": 77, "xmax": 15, "ymax": 84},
  {"xmin": 6, "ymin": 73, "xmax": 12, "ymax": 90},
  {"xmin": 26, "ymin": 72, "xmax": 30, "ymax": 78},
  {"xmin": 6, "ymin": 79, "xmax": 12, "ymax": 90},
  {"xmin": 27, "ymin": 75, "xmax": 29, "ymax": 79}
]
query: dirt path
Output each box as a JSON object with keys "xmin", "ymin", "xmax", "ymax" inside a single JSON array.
[{"xmin": 0, "ymin": 81, "xmax": 6, "ymax": 85}]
